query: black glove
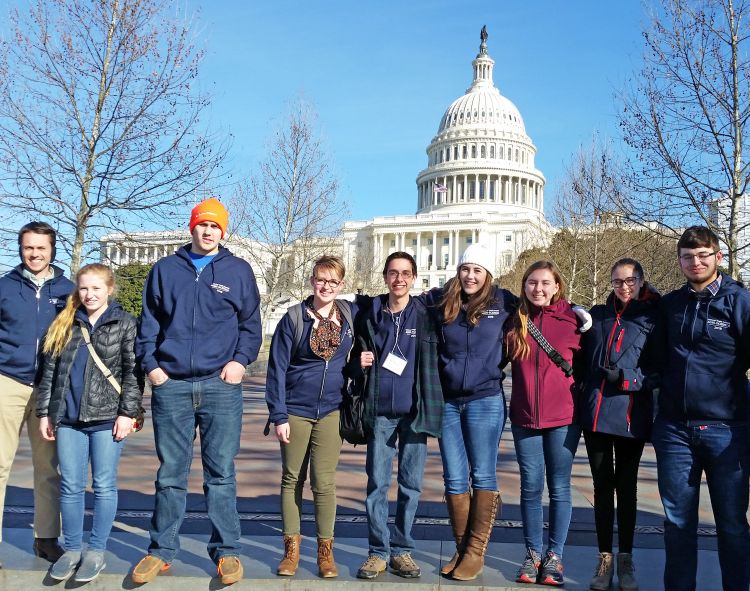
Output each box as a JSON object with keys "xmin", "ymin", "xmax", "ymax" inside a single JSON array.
[{"xmin": 599, "ymin": 365, "xmax": 622, "ymax": 385}]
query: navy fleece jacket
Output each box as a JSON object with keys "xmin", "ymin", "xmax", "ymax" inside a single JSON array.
[
  {"xmin": 0, "ymin": 265, "xmax": 73, "ymax": 384},
  {"xmin": 658, "ymin": 273, "xmax": 750, "ymax": 425},
  {"xmin": 265, "ymin": 299, "xmax": 355, "ymax": 425},
  {"xmin": 136, "ymin": 245, "xmax": 262, "ymax": 380}
]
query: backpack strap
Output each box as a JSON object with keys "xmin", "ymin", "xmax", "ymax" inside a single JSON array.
[
  {"xmin": 289, "ymin": 302, "xmax": 305, "ymax": 359},
  {"xmin": 526, "ymin": 319, "xmax": 574, "ymax": 378}
]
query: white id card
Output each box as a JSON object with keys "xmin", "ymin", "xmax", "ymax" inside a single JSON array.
[{"xmin": 382, "ymin": 352, "xmax": 408, "ymax": 376}]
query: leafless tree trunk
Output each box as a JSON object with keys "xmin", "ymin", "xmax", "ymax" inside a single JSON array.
[
  {"xmin": 0, "ymin": 0, "xmax": 226, "ymax": 273},
  {"xmin": 233, "ymin": 102, "xmax": 347, "ymax": 334},
  {"xmin": 619, "ymin": 0, "xmax": 750, "ymax": 278}
]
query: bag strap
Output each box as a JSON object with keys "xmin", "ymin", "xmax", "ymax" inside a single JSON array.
[
  {"xmin": 79, "ymin": 323, "xmax": 122, "ymax": 394},
  {"xmin": 526, "ymin": 319, "xmax": 574, "ymax": 378},
  {"xmin": 289, "ymin": 302, "xmax": 305, "ymax": 359}
]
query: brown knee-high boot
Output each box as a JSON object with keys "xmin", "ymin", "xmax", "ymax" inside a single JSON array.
[
  {"xmin": 441, "ymin": 491, "xmax": 471, "ymax": 576},
  {"xmin": 277, "ymin": 534, "xmax": 301, "ymax": 576},
  {"xmin": 451, "ymin": 489, "xmax": 501, "ymax": 581}
]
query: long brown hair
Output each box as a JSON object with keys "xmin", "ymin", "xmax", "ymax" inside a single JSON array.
[
  {"xmin": 43, "ymin": 264, "xmax": 115, "ymax": 358},
  {"xmin": 441, "ymin": 268, "xmax": 496, "ymax": 326},
  {"xmin": 507, "ymin": 260, "xmax": 565, "ymax": 361}
]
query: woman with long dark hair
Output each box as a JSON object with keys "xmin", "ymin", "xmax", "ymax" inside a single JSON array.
[
  {"xmin": 579, "ymin": 258, "xmax": 659, "ymax": 591},
  {"xmin": 506, "ymin": 260, "xmax": 582, "ymax": 587}
]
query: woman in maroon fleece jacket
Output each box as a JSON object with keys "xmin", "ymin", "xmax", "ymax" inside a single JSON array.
[{"xmin": 506, "ymin": 261, "xmax": 582, "ymax": 587}]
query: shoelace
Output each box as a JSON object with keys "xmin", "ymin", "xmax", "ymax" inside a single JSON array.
[
  {"xmin": 363, "ymin": 555, "xmax": 381, "ymax": 569},
  {"xmin": 283, "ymin": 538, "xmax": 297, "ymax": 557},
  {"xmin": 396, "ymin": 555, "xmax": 417, "ymax": 569},
  {"xmin": 595, "ymin": 557, "xmax": 611, "ymax": 576},
  {"xmin": 319, "ymin": 544, "xmax": 332, "ymax": 559}
]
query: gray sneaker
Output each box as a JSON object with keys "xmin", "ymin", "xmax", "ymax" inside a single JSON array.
[
  {"xmin": 357, "ymin": 554, "xmax": 387, "ymax": 579},
  {"xmin": 74, "ymin": 550, "xmax": 106, "ymax": 582},
  {"xmin": 390, "ymin": 553, "xmax": 421, "ymax": 578},
  {"xmin": 49, "ymin": 551, "xmax": 81, "ymax": 581}
]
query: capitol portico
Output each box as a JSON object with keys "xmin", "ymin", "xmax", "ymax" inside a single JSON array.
[{"xmin": 343, "ymin": 28, "xmax": 550, "ymax": 289}]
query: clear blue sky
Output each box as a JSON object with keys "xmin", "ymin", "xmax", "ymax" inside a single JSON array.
[{"xmin": 196, "ymin": 0, "xmax": 647, "ymax": 222}]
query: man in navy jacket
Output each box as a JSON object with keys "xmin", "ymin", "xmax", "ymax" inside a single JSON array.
[
  {"xmin": 132, "ymin": 198, "xmax": 261, "ymax": 586},
  {"xmin": 0, "ymin": 222, "xmax": 72, "ymax": 564},
  {"xmin": 653, "ymin": 226, "xmax": 750, "ymax": 591}
]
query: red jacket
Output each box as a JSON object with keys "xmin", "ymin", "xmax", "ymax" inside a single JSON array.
[{"xmin": 509, "ymin": 299, "xmax": 581, "ymax": 429}]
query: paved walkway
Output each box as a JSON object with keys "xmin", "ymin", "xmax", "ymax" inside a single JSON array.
[{"xmin": 0, "ymin": 377, "xmax": 731, "ymax": 589}]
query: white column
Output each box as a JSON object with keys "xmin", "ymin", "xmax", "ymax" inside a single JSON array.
[
  {"xmin": 416, "ymin": 232, "xmax": 421, "ymax": 268},
  {"xmin": 432, "ymin": 230, "xmax": 437, "ymax": 270},
  {"xmin": 448, "ymin": 230, "xmax": 454, "ymax": 267},
  {"xmin": 452, "ymin": 175, "xmax": 457, "ymax": 204}
]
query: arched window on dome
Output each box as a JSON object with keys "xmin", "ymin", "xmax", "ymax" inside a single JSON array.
[
  {"xmin": 490, "ymin": 145, "xmax": 495, "ymax": 159},
  {"xmin": 479, "ymin": 180, "xmax": 485, "ymax": 200},
  {"xmin": 446, "ymin": 148, "xmax": 451, "ymax": 162},
  {"xmin": 471, "ymin": 145, "xmax": 477, "ymax": 158},
  {"xmin": 515, "ymin": 149, "xmax": 519, "ymax": 162},
  {"xmin": 439, "ymin": 150, "xmax": 443, "ymax": 164},
  {"xmin": 454, "ymin": 146, "xmax": 459, "ymax": 160},
  {"xmin": 480, "ymin": 145, "xmax": 486, "ymax": 158},
  {"xmin": 462, "ymin": 145, "xmax": 467, "ymax": 159},
  {"xmin": 499, "ymin": 146, "xmax": 504, "ymax": 160},
  {"xmin": 489, "ymin": 178, "xmax": 495, "ymax": 200}
]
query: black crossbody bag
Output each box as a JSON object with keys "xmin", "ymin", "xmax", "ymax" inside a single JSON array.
[{"xmin": 526, "ymin": 320, "xmax": 574, "ymax": 378}]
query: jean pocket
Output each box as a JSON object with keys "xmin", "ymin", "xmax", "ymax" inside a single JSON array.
[
  {"xmin": 219, "ymin": 376, "xmax": 242, "ymax": 386},
  {"xmin": 152, "ymin": 377, "xmax": 172, "ymax": 389}
]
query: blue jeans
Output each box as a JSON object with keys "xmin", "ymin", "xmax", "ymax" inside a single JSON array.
[
  {"xmin": 439, "ymin": 394, "xmax": 505, "ymax": 495},
  {"xmin": 652, "ymin": 417, "xmax": 750, "ymax": 591},
  {"xmin": 56, "ymin": 426, "xmax": 123, "ymax": 552},
  {"xmin": 365, "ymin": 415, "xmax": 427, "ymax": 559},
  {"xmin": 511, "ymin": 423, "xmax": 581, "ymax": 557},
  {"xmin": 148, "ymin": 376, "xmax": 243, "ymax": 564}
]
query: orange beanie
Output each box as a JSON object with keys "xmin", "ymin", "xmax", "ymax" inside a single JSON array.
[{"xmin": 189, "ymin": 198, "xmax": 229, "ymax": 238}]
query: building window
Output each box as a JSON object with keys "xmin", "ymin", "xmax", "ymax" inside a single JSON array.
[
  {"xmin": 499, "ymin": 146, "xmax": 504, "ymax": 159},
  {"xmin": 505, "ymin": 234, "xmax": 512, "ymax": 242},
  {"xmin": 479, "ymin": 180, "xmax": 485, "ymax": 199},
  {"xmin": 490, "ymin": 145, "xmax": 495, "ymax": 159},
  {"xmin": 438, "ymin": 277, "xmax": 446, "ymax": 288},
  {"xmin": 446, "ymin": 148, "xmax": 451, "ymax": 162},
  {"xmin": 471, "ymin": 145, "xmax": 477, "ymax": 158},
  {"xmin": 504, "ymin": 253, "xmax": 512, "ymax": 267},
  {"xmin": 443, "ymin": 237, "xmax": 449, "ymax": 245},
  {"xmin": 515, "ymin": 149, "xmax": 519, "ymax": 162},
  {"xmin": 412, "ymin": 239, "xmax": 417, "ymax": 246},
  {"xmin": 480, "ymin": 145, "xmax": 486, "ymax": 158},
  {"xmin": 489, "ymin": 181, "xmax": 495, "ymax": 200},
  {"xmin": 454, "ymin": 146, "xmax": 459, "ymax": 160},
  {"xmin": 466, "ymin": 237, "xmax": 472, "ymax": 244},
  {"xmin": 427, "ymin": 238, "xmax": 433, "ymax": 245},
  {"xmin": 390, "ymin": 239, "xmax": 396, "ymax": 247},
  {"xmin": 462, "ymin": 145, "xmax": 467, "ymax": 159},
  {"xmin": 422, "ymin": 278, "xmax": 429, "ymax": 289},
  {"xmin": 443, "ymin": 254, "xmax": 449, "ymax": 267},
  {"xmin": 439, "ymin": 150, "xmax": 443, "ymax": 163}
]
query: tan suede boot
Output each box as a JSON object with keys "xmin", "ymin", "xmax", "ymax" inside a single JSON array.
[
  {"xmin": 441, "ymin": 491, "xmax": 471, "ymax": 576},
  {"xmin": 317, "ymin": 538, "xmax": 338, "ymax": 578},
  {"xmin": 276, "ymin": 534, "xmax": 301, "ymax": 576},
  {"xmin": 451, "ymin": 490, "xmax": 501, "ymax": 581}
]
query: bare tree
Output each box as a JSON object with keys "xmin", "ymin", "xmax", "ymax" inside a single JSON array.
[
  {"xmin": 619, "ymin": 0, "xmax": 750, "ymax": 278},
  {"xmin": 234, "ymin": 102, "xmax": 347, "ymax": 333},
  {"xmin": 0, "ymin": 0, "xmax": 226, "ymax": 273}
]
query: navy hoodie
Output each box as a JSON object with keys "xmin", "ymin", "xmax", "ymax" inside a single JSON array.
[
  {"xmin": 0, "ymin": 265, "xmax": 73, "ymax": 384},
  {"xmin": 136, "ymin": 245, "xmax": 262, "ymax": 380},
  {"xmin": 428, "ymin": 285, "xmax": 518, "ymax": 402},
  {"xmin": 658, "ymin": 273, "xmax": 750, "ymax": 425},
  {"xmin": 265, "ymin": 299, "xmax": 355, "ymax": 425}
]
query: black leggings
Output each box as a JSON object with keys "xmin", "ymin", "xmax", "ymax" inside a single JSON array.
[{"xmin": 583, "ymin": 429, "xmax": 645, "ymax": 553}]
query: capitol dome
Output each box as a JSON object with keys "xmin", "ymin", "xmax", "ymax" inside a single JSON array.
[{"xmin": 416, "ymin": 28, "xmax": 545, "ymax": 215}]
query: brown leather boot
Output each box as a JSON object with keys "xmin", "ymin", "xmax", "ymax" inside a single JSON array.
[
  {"xmin": 451, "ymin": 489, "xmax": 501, "ymax": 581},
  {"xmin": 441, "ymin": 491, "xmax": 471, "ymax": 576},
  {"xmin": 277, "ymin": 534, "xmax": 301, "ymax": 576},
  {"xmin": 317, "ymin": 538, "xmax": 338, "ymax": 578}
]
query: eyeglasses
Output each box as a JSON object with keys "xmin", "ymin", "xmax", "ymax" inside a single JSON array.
[
  {"xmin": 386, "ymin": 270, "xmax": 414, "ymax": 279},
  {"xmin": 679, "ymin": 251, "xmax": 718, "ymax": 263},
  {"xmin": 313, "ymin": 277, "xmax": 342, "ymax": 289},
  {"xmin": 611, "ymin": 277, "xmax": 640, "ymax": 288}
]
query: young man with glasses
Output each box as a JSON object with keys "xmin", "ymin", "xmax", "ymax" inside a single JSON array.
[
  {"xmin": 132, "ymin": 198, "xmax": 262, "ymax": 585},
  {"xmin": 351, "ymin": 251, "xmax": 443, "ymax": 580},
  {"xmin": 653, "ymin": 225, "xmax": 750, "ymax": 591}
]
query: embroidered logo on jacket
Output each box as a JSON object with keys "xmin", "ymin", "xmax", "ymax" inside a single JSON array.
[
  {"xmin": 482, "ymin": 309, "xmax": 500, "ymax": 317},
  {"xmin": 211, "ymin": 283, "xmax": 230, "ymax": 294},
  {"xmin": 404, "ymin": 328, "xmax": 417, "ymax": 338},
  {"xmin": 707, "ymin": 318, "xmax": 731, "ymax": 331}
]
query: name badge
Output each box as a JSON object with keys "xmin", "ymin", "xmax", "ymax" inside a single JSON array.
[{"xmin": 382, "ymin": 352, "xmax": 408, "ymax": 376}]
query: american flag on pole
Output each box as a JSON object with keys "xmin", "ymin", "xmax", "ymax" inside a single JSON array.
[{"xmin": 434, "ymin": 183, "xmax": 448, "ymax": 193}]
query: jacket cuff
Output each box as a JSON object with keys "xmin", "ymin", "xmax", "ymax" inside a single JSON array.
[
  {"xmin": 621, "ymin": 369, "xmax": 640, "ymax": 391},
  {"xmin": 232, "ymin": 354, "xmax": 250, "ymax": 367}
]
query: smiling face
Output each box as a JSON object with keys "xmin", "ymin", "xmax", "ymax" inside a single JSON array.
[
  {"xmin": 524, "ymin": 269, "xmax": 560, "ymax": 308},
  {"xmin": 21, "ymin": 232, "xmax": 53, "ymax": 277},
  {"xmin": 191, "ymin": 221, "xmax": 222, "ymax": 256},
  {"xmin": 459, "ymin": 264, "xmax": 488, "ymax": 296},
  {"xmin": 78, "ymin": 271, "xmax": 113, "ymax": 320},
  {"xmin": 611, "ymin": 264, "xmax": 644, "ymax": 304},
  {"xmin": 384, "ymin": 257, "xmax": 415, "ymax": 298},
  {"xmin": 678, "ymin": 246, "xmax": 722, "ymax": 290},
  {"xmin": 310, "ymin": 267, "xmax": 343, "ymax": 307}
]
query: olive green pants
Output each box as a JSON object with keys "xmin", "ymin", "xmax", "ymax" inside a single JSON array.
[{"xmin": 280, "ymin": 411, "xmax": 343, "ymax": 539}]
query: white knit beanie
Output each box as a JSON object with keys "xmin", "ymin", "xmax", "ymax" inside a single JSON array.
[{"xmin": 458, "ymin": 243, "xmax": 495, "ymax": 275}]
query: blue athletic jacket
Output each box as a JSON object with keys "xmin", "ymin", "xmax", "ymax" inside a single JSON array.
[
  {"xmin": 578, "ymin": 285, "xmax": 660, "ymax": 440},
  {"xmin": 657, "ymin": 273, "xmax": 750, "ymax": 425},
  {"xmin": 427, "ymin": 284, "xmax": 518, "ymax": 403},
  {"xmin": 265, "ymin": 298, "xmax": 355, "ymax": 425},
  {"xmin": 136, "ymin": 245, "xmax": 262, "ymax": 380},
  {"xmin": 0, "ymin": 265, "xmax": 73, "ymax": 385}
]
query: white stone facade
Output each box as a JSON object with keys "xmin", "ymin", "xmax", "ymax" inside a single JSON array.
[{"xmin": 343, "ymin": 30, "xmax": 551, "ymax": 289}]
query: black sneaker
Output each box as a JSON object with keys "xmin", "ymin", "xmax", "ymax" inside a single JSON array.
[
  {"xmin": 539, "ymin": 551, "xmax": 564, "ymax": 586},
  {"xmin": 516, "ymin": 548, "xmax": 542, "ymax": 584}
]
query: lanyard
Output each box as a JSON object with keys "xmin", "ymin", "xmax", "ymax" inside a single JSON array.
[{"xmin": 387, "ymin": 303, "xmax": 407, "ymax": 359}]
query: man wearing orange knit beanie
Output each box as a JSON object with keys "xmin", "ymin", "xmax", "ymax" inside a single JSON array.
[{"xmin": 132, "ymin": 197, "xmax": 261, "ymax": 586}]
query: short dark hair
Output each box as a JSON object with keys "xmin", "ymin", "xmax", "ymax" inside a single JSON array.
[
  {"xmin": 382, "ymin": 251, "xmax": 417, "ymax": 277},
  {"xmin": 677, "ymin": 226, "xmax": 720, "ymax": 254},
  {"xmin": 611, "ymin": 258, "xmax": 644, "ymax": 279},
  {"xmin": 18, "ymin": 221, "xmax": 56, "ymax": 247}
]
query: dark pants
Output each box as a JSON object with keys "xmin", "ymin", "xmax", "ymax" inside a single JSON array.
[{"xmin": 583, "ymin": 429, "xmax": 645, "ymax": 553}]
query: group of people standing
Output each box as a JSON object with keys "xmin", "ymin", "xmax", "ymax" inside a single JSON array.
[{"xmin": 0, "ymin": 197, "xmax": 746, "ymax": 591}]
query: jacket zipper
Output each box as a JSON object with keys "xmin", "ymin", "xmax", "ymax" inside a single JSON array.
[
  {"xmin": 190, "ymin": 269, "xmax": 200, "ymax": 377},
  {"xmin": 534, "ymin": 314, "xmax": 542, "ymax": 429},
  {"xmin": 683, "ymin": 300, "xmax": 701, "ymax": 419},
  {"xmin": 592, "ymin": 312, "xmax": 621, "ymax": 432},
  {"xmin": 317, "ymin": 360, "xmax": 329, "ymax": 419},
  {"xmin": 33, "ymin": 286, "xmax": 42, "ymax": 379},
  {"xmin": 626, "ymin": 394, "xmax": 633, "ymax": 432}
]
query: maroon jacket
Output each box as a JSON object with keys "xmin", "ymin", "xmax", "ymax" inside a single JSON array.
[{"xmin": 509, "ymin": 299, "xmax": 582, "ymax": 429}]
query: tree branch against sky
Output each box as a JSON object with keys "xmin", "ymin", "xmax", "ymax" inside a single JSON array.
[
  {"xmin": 234, "ymin": 102, "xmax": 348, "ymax": 333},
  {"xmin": 0, "ymin": 0, "xmax": 227, "ymax": 273},
  {"xmin": 619, "ymin": 0, "xmax": 750, "ymax": 278}
]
